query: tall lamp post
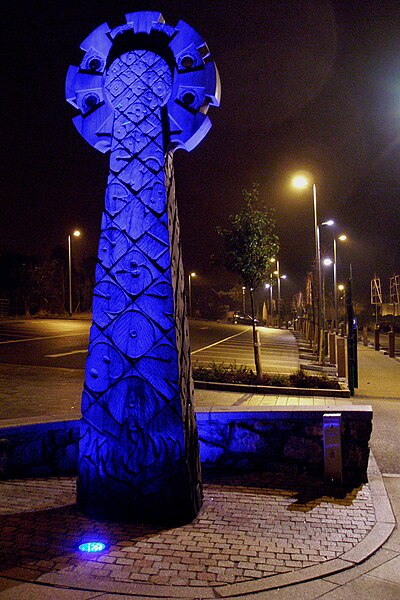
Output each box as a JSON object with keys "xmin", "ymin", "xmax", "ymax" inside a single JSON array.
[
  {"xmin": 265, "ymin": 282, "xmax": 273, "ymax": 326},
  {"xmin": 274, "ymin": 260, "xmax": 287, "ymax": 327},
  {"xmin": 188, "ymin": 272, "xmax": 196, "ymax": 318},
  {"xmin": 242, "ymin": 286, "xmax": 246, "ymax": 314},
  {"xmin": 322, "ymin": 257, "xmax": 333, "ymax": 336},
  {"xmin": 68, "ymin": 229, "xmax": 81, "ymax": 317},
  {"xmin": 333, "ymin": 235, "xmax": 347, "ymax": 332},
  {"xmin": 292, "ymin": 175, "xmax": 322, "ymax": 360}
]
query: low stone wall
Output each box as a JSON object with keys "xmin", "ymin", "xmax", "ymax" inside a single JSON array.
[
  {"xmin": 0, "ymin": 406, "xmax": 372, "ymax": 485},
  {"xmin": 197, "ymin": 406, "xmax": 372, "ymax": 485},
  {"xmin": 0, "ymin": 419, "xmax": 80, "ymax": 478}
]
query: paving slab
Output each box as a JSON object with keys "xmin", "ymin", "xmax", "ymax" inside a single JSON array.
[
  {"xmin": 315, "ymin": 575, "xmax": 400, "ymax": 599},
  {"xmin": 0, "ymin": 456, "xmax": 391, "ymax": 600}
]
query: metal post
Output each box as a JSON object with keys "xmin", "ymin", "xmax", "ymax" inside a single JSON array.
[
  {"xmin": 242, "ymin": 286, "xmax": 246, "ymax": 314},
  {"xmin": 269, "ymin": 282, "xmax": 273, "ymax": 326},
  {"xmin": 277, "ymin": 259, "xmax": 281, "ymax": 327},
  {"xmin": 68, "ymin": 234, "xmax": 72, "ymax": 317},
  {"xmin": 313, "ymin": 184, "xmax": 323, "ymax": 363},
  {"xmin": 346, "ymin": 275, "xmax": 357, "ymax": 396},
  {"xmin": 333, "ymin": 237, "xmax": 338, "ymax": 332},
  {"xmin": 188, "ymin": 274, "xmax": 192, "ymax": 318}
]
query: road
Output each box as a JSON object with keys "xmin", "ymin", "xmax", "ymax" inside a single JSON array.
[
  {"xmin": 0, "ymin": 318, "xmax": 298, "ymax": 373},
  {"xmin": 1, "ymin": 318, "xmax": 399, "ymax": 474},
  {"xmin": 0, "ymin": 317, "xmax": 298, "ymax": 423}
]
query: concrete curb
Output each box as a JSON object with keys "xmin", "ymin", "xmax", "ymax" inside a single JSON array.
[{"xmin": 194, "ymin": 379, "xmax": 351, "ymax": 398}]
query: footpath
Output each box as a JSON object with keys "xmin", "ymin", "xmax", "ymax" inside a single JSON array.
[{"xmin": 0, "ymin": 343, "xmax": 399, "ymax": 598}]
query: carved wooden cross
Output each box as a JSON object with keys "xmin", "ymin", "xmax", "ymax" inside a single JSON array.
[{"xmin": 66, "ymin": 12, "xmax": 219, "ymax": 523}]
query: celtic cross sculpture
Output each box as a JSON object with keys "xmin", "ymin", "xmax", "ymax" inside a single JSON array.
[{"xmin": 66, "ymin": 12, "xmax": 220, "ymax": 523}]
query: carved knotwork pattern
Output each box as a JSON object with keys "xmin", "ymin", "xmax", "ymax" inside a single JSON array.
[{"xmin": 78, "ymin": 50, "xmax": 202, "ymax": 522}]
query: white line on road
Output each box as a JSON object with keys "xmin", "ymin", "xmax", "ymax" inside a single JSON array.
[
  {"xmin": 0, "ymin": 333, "xmax": 88, "ymax": 345},
  {"xmin": 45, "ymin": 349, "xmax": 88, "ymax": 358},
  {"xmin": 191, "ymin": 328, "xmax": 250, "ymax": 355}
]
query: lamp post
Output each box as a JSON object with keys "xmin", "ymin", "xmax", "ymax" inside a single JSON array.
[
  {"xmin": 274, "ymin": 260, "xmax": 281, "ymax": 326},
  {"xmin": 292, "ymin": 175, "xmax": 322, "ymax": 360},
  {"xmin": 338, "ymin": 283, "xmax": 345, "ymax": 333},
  {"xmin": 68, "ymin": 229, "xmax": 81, "ymax": 317},
  {"xmin": 265, "ymin": 282, "xmax": 273, "ymax": 326},
  {"xmin": 188, "ymin": 272, "xmax": 196, "ymax": 318},
  {"xmin": 242, "ymin": 286, "xmax": 246, "ymax": 314},
  {"xmin": 273, "ymin": 261, "xmax": 287, "ymax": 328},
  {"xmin": 333, "ymin": 235, "xmax": 347, "ymax": 332},
  {"xmin": 322, "ymin": 257, "xmax": 333, "ymax": 337}
]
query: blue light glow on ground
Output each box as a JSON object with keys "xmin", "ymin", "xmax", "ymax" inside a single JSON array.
[{"xmin": 78, "ymin": 542, "xmax": 106, "ymax": 553}]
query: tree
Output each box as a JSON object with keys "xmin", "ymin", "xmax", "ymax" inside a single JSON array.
[{"xmin": 217, "ymin": 183, "xmax": 279, "ymax": 378}]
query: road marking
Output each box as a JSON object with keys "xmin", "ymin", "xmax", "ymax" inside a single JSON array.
[
  {"xmin": 45, "ymin": 349, "xmax": 88, "ymax": 358},
  {"xmin": 0, "ymin": 333, "xmax": 88, "ymax": 345},
  {"xmin": 191, "ymin": 328, "xmax": 250, "ymax": 355}
]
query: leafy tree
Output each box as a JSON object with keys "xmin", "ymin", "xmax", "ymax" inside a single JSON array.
[
  {"xmin": 26, "ymin": 257, "xmax": 65, "ymax": 314},
  {"xmin": 217, "ymin": 183, "xmax": 279, "ymax": 378}
]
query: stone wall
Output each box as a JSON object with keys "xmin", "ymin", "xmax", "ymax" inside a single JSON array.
[
  {"xmin": 197, "ymin": 406, "xmax": 372, "ymax": 485},
  {"xmin": 0, "ymin": 406, "xmax": 372, "ymax": 485}
]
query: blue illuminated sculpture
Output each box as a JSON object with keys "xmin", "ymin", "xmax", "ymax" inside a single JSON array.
[{"xmin": 66, "ymin": 12, "xmax": 220, "ymax": 523}]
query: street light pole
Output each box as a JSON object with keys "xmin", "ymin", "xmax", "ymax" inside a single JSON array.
[
  {"xmin": 313, "ymin": 184, "xmax": 324, "ymax": 362},
  {"xmin": 277, "ymin": 259, "xmax": 281, "ymax": 327},
  {"xmin": 322, "ymin": 258, "xmax": 333, "ymax": 339},
  {"xmin": 333, "ymin": 234, "xmax": 347, "ymax": 332},
  {"xmin": 292, "ymin": 176, "xmax": 322, "ymax": 360},
  {"xmin": 188, "ymin": 272, "xmax": 196, "ymax": 318},
  {"xmin": 333, "ymin": 237, "xmax": 338, "ymax": 332},
  {"xmin": 242, "ymin": 286, "xmax": 246, "ymax": 314},
  {"xmin": 68, "ymin": 230, "xmax": 81, "ymax": 317}
]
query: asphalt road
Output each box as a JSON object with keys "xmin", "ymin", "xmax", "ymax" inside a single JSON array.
[
  {"xmin": 0, "ymin": 318, "xmax": 298, "ymax": 373},
  {"xmin": 1, "ymin": 318, "xmax": 399, "ymax": 474}
]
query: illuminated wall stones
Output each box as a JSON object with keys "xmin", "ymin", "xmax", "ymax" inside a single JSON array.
[{"xmin": 66, "ymin": 12, "xmax": 220, "ymax": 523}]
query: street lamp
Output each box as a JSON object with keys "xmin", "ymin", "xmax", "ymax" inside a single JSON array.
[
  {"xmin": 322, "ymin": 258, "xmax": 333, "ymax": 336},
  {"xmin": 292, "ymin": 174, "xmax": 322, "ymax": 359},
  {"xmin": 241, "ymin": 286, "xmax": 246, "ymax": 314},
  {"xmin": 68, "ymin": 229, "xmax": 81, "ymax": 317},
  {"xmin": 265, "ymin": 282, "xmax": 273, "ymax": 325},
  {"xmin": 188, "ymin": 272, "xmax": 196, "ymax": 318},
  {"xmin": 273, "ymin": 260, "xmax": 287, "ymax": 328},
  {"xmin": 333, "ymin": 234, "xmax": 347, "ymax": 331}
]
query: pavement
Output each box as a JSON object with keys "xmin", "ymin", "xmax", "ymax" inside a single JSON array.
[{"xmin": 0, "ymin": 342, "xmax": 399, "ymax": 598}]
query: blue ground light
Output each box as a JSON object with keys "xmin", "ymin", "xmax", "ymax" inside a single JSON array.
[{"xmin": 78, "ymin": 542, "xmax": 106, "ymax": 553}]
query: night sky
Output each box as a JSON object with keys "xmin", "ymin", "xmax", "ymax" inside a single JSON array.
[{"xmin": 2, "ymin": 0, "xmax": 400, "ymax": 305}]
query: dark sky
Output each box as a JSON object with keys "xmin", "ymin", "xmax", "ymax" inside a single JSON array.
[{"xmin": 2, "ymin": 0, "xmax": 400, "ymax": 304}]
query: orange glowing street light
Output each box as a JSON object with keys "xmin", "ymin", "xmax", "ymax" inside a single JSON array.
[
  {"xmin": 292, "ymin": 173, "xmax": 323, "ymax": 360},
  {"xmin": 68, "ymin": 229, "xmax": 81, "ymax": 317}
]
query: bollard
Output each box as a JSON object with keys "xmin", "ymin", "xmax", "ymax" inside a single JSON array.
[
  {"xmin": 374, "ymin": 326, "xmax": 380, "ymax": 351},
  {"xmin": 323, "ymin": 413, "xmax": 343, "ymax": 484},
  {"xmin": 337, "ymin": 337, "xmax": 346, "ymax": 378},
  {"xmin": 389, "ymin": 330, "xmax": 395, "ymax": 358},
  {"xmin": 328, "ymin": 332, "xmax": 336, "ymax": 365},
  {"xmin": 363, "ymin": 326, "xmax": 368, "ymax": 346}
]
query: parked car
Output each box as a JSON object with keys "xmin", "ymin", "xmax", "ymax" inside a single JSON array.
[{"xmin": 233, "ymin": 312, "xmax": 259, "ymax": 325}]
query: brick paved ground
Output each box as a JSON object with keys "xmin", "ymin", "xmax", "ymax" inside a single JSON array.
[{"xmin": 0, "ymin": 472, "xmax": 375, "ymax": 592}]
